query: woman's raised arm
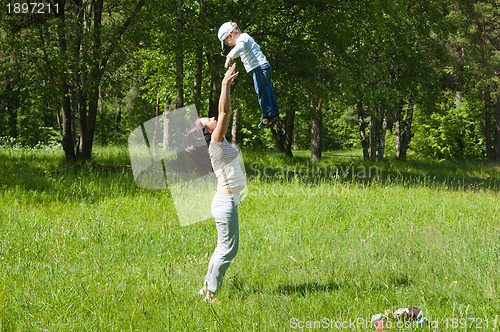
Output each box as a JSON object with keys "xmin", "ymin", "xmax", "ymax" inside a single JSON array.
[{"xmin": 211, "ymin": 64, "xmax": 239, "ymax": 143}]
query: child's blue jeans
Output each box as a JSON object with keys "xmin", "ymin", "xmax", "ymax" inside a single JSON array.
[{"xmin": 252, "ymin": 64, "xmax": 280, "ymax": 119}]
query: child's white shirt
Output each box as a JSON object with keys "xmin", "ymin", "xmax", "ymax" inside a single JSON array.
[{"xmin": 227, "ymin": 33, "xmax": 269, "ymax": 73}]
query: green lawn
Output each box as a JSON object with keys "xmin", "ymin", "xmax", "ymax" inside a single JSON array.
[{"xmin": 0, "ymin": 146, "xmax": 499, "ymax": 331}]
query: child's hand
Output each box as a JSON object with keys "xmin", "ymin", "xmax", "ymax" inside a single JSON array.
[{"xmin": 224, "ymin": 57, "xmax": 232, "ymax": 69}]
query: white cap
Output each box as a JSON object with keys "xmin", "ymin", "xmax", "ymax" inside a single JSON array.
[{"xmin": 218, "ymin": 22, "xmax": 236, "ymax": 49}]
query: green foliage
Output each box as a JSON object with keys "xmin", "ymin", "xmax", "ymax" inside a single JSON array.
[
  {"xmin": 1, "ymin": 0, "xmax": 500, "ymax": 161},
  {"xmin": 291, "ymin": 106, "xmax": 359, "ymax": 151},
  {"xmin": 95, "ymin": 83, "xmax": 153, "ymax": 146},
  {"xmin": 413, "ymin": 95, "xmax": 487, "ymax": 159}
]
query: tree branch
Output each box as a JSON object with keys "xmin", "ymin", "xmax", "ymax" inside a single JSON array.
[{"xmin": 98, "ymin": 0, "xmax": 147, "ymax": 77}]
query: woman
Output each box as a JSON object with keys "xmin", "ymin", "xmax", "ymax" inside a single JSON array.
[{"xmin": 198, "ymin": 64, "xmax": 245, "ymax": 302}]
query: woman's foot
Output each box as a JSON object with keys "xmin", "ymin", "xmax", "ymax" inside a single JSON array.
[
  {"xmin": 198, "ymin": 286, "xmax": 207, "ymax": 296},
  {"xmin": 203, "ymin": 291, "xmax": 218, "ymax": 303}
]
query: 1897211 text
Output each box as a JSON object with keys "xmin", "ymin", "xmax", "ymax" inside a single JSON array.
[{"xmin": 6, "ymin": 2, "xmax": 59, "ymax": 14}]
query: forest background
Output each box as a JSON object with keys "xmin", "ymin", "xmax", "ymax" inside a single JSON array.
[{"xmin": 1, "ymin": 0, "xmax": 500, "ymax": 162}]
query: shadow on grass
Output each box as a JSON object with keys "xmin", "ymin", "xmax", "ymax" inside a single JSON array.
[
  {"xmin": 274, "ymin": 274, "xmax": 412, "ymax": 297},
  {"xmin": 0, "ymin": 149, "xmax": 141, "ymax": 203},
  {"xmin": 276, "ymin": 281, "xmax": 341, "ymax": 296},
  {"xmin": 2, "ymin": 147, "xmax": 499, "ymax": 200},
  {"xmin": 267, "ymin": 272, "xmax": 414, "ymax": 299},
  {"xmin": 244, "ymin": 150, "xmax": 500, "ymax": 192},
  {"xmin": 0, "ymin": 149, "xmax": 64, "ymax": 192}
]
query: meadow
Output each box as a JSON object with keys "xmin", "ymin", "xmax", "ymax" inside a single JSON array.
[{"xmin": 0, "ymin": 145, "xmax": 499, "ymax": 331}]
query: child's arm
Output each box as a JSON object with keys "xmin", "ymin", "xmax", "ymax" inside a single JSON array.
[
  {"xmin": 211, "ymin": 64, "xmax": 239, "ymax": 142},
  {"xmin": 224, "ymin": 38, "xmax": 246, "ymax": 68}
]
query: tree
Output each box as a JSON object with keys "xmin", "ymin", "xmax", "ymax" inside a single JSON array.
[
  {"xmin": 175, "ymin": 0, "xmax": 185, "ymax": 109},
  {"xmin": 311, "ymin": 99, "xmax": 323, "ymax": 162},
  {"xmin": 469, "ymin": 1, "xmax": 499, "ymax": 160},
  {"xmin": 1, "ymin": 0, "xmax": 147, "ymax": 160},
  {"xmin": 414, "ymin": 0, "xmax": 500, "ymax": 160},
  {"xmin": 3, "ymin": 0, "xmax": 499, "ymax": 163}
]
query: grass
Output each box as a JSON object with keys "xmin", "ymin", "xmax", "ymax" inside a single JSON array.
[{"xmin": 0, "ymin": 145, "xmax": 499, "ymax": 331}]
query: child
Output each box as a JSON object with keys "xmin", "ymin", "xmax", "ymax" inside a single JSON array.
[{"xmin": 217, "ymin": 22, "xmax": 280, "ymax": 129}]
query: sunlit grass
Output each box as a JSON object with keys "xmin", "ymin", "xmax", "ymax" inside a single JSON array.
[{"xmin": 0, "ymin": 145, "xmax": 499, "ymax": 330}]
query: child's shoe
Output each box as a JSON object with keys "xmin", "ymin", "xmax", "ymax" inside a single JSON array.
[{"xmin": 258, "ymin": 115, "xmax": 281, "ymax": 129}]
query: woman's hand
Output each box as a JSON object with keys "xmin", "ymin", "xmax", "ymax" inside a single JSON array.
[{"xmin": 222, "ymin": 64, "xmax": 239, "ymax": 86}]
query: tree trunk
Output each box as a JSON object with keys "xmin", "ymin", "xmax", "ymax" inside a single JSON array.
[
  {"xmin": 175, "ymin": 0, "xmax": 184, "ymax": 109},
  {"xmin": 293, "ymin": 129, "xmax": 298, "ymax": 150},
  {"xmin": 395, "ymin": 104, "xmax": 402, "ymax": 159},
  {"xmin": 76, "ymin": 0, "xmax": 103, "ymax": 161},
  {"xmin": 495, "ymin": 96, "xmax": 500, "ymax": 160},
  {"xmin": 453, "ymin": 91, "xmax": 463, "ymax": 154},
  {"xmin": 311, "ymin": 98, "xmax": 323, "ymax": 162},
  {"xmin": 78, "ymin": 88, "xmax": 99, "ymax": 160},
  {"xmin": 484, "ymin": 89, "xmax": 493, "ymax": 160},
  {"xmin": 98, "ymin": 89, "xmax": 103, "ymax": 114},
  {"xmin": 70, "ymin": 88, "xmax": 77, "ymax": 146},
  {"xmin": 357, "ymin": 101, "xmax": 369, "ymax": 159},
  {"xmin": 456, "ymin": 90, "xmax": 462, "ymax": 110},
  {"xmin": 208, "ymin": 77, "xmax": 218, "ymax": 118},
  {"xmin": 284, "ymin": 112, "xmax": 295, "ymax": 155},
  {"xmin": 477, "ymin": 19, "xmax": 493, "ymax": 160},
  {"xmin": 193, "ymin": 0, "xmax": 205, "ymax": 114},
  {"xmin": 496, "ymin": 26, "xmax": 500, "ymax": 160},
  {"xmin": 115, "ymin": 97, "xmax": 122, "ymax": 133},
  {"xmin": 378, "ymin": 109, "xmax": 387, "ymax": 160},
  {"xmin": 60, "ymin": 89, "xmax": 75, "ymax": 159},
  {"xmin": 399, "ymin": 92, "xmax": 415, "ymax": 160},
  {"xmin": 163, "ymin": 102, "xmax": 171, "ymax": 151},
  {"xmin": 271, "ymin": 108, "xmax": 294, "ymax": 158},
  {"xmin": 154, "ymin": 101, "xmax": 172, "ymax": 149},
  {"xmin": 99, "ymin": 90, "xmax": 105, "ymax": 147},
  {"xmin": 271, "ymin": 125, "xmax": 288, "ymax": 156},
  {"xmin": 231, "ymin": 108, "xmax": 238, "ymax": 144},
  {"xmin": 55, "ymin": 2, "xmax": 76, "ymax": 160},
  {"xmin": 206, "ymin": 53, "xmax": 218, "ymax": 118},
  {"xmin": 369, "ymin": 109, "xmax": 377, "ymax": 161},
  {"xmin": 368, "ymin": 106, "xmax": 388, "ymax": 161},
  {"xmin": 496, "ymin": 27, "xmax": 500, "ymax": 160},
  {"xmin": 4, "ymin": 81, "xmax": 18, "ymax": 138},
  {"xmin": 71, "ymin": 0, "xmax": 84, "ymax": 148}
]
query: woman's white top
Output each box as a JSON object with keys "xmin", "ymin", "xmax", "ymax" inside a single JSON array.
[{"xmin": 209, "ymin": 138, "xmax": 246, "ymax": 192}]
